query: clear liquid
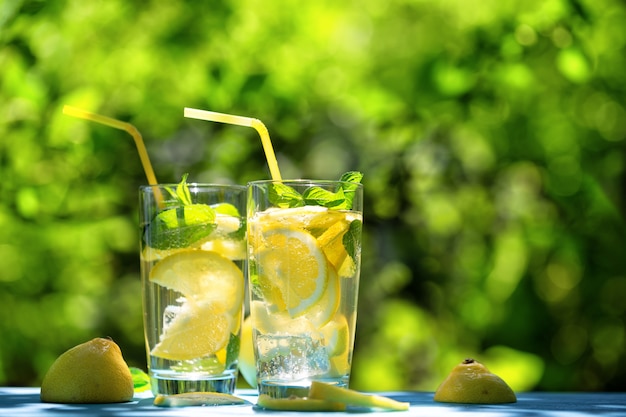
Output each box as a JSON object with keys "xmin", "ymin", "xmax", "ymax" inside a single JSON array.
[
  {"xmin": 248, "ymin": 207, "xmax": 362, "ymax": 396},
  {"xmin": 142, "ymin": 253, "xmax": 244, "ymax": 396}
]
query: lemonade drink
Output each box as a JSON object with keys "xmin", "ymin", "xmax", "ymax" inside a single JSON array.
[
  {"xmin": 140, "ymin": 179, "xmax": 246, "ymax": 395},
  {"xmin": 247, "ymin": 176, "xmax": 363, "ymax": 398}
]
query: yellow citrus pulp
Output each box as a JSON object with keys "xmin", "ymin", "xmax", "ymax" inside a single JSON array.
[
  {"xmin": 151, "ymin": 301, "xmax": 234, "ymax": 361},
  {"xmin": 256, "ymin": 228, "xmax": 330, "ymax": 317},
  {"xmin": 149, "ymin": 249, "xmax": 244, "ymax": 360},
  {"xmin": 321, "ymin": 314, "xmax": 350, "ymax": 377},
  {"xmin": 149, "ymin": 250, "xmax": 243, "ymax": 313}
]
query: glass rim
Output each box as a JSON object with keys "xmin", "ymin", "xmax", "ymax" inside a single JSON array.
[
  {"xmin": 139, "ymin": 183, "xmax": 246, "ymax": 191},
  {"xmin": 247, "ymin": 179, "xmax": 363, "ymax": 188}
]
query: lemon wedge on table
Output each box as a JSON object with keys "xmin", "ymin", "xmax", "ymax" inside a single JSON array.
[
  {"xmin": 434, "ymin": 358, "xmax": 517, "ymax": 404},
  {"xmin": 40, "ymin": 338, "xmax": 134, "ymax": 404},
  {"xmin": 256, "ymin": 382, "xmax": 410, "ymax": 411}
]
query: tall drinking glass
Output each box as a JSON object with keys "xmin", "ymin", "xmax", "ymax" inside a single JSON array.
[
  {"xmin": 247, "ymin": 179, "xmax": 363, "ymax": 398},
  {"xmin": 140, "ymin": 183, "xmax": 246, "ymax": 395}
]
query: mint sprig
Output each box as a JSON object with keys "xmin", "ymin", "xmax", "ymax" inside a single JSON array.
[
  {"xmin": 269, "ymin": 182, "xmax": 305, "ymax": 208},
  {"xmin": 130, "ymin": 367, "xmax": 151, "ymax": 393},
  {"xmin": 164, "ymin": 173, "xmax": 193, "ymax": 206},
  {"xmin": 268, "ymin": 171, "xmax": 363, "ymax": 210},
  {"xmin": 145, "ymin": 174, "xmax": 218, "ymax": 249}
]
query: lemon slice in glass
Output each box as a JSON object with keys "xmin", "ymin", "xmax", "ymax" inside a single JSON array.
[
  {"xmin": 151, "ymin": 300, "xmax": 233, "ymax": 361},
  {"xmin": 149, "ymin": 250, "xmax": 244, "ymax": 314},
  {"xmin": 299, "ymin": 265, "xmax": 340, "ymax": 328},
  {"xmin": 257, "ymin": 228, "xmax": 329, "ymax": 318},
  {"xmin": 322, "ymin": 314, "xmax": 350, "ymax": 376}
]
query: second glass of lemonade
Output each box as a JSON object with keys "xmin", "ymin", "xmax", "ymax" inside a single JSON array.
[
  {"xmin": 140, "ymin": 182, "xmax": 246, "ymax": 395},
  {"xmin": 247, "ymin": 179, "xmax": 363, "ymax": 398}
]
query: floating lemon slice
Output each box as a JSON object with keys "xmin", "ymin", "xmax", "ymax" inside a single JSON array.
[
  {"xmin": 250, "ymin": 300, "xmax": 317, "ymax": 335},
  {"xmin": 257, "ymin": 228, "xmax": 328, "ymax": 318},
  {"xmin": 252, "ymin": 206, "xmax": 348, "ymax": 237},
  {"xmin": 322, "ymin": 314, "xmax": 350, "ymax": 377},
  {"xmin": 149, "ymin": 250, "xmax": 244, "ymax": 314},
  {"xmin": 238, "ymin": 316, "xmax": 257, "ymax": 388},
  {"xmin": 151, "ymin": 300, "xmax": 233, "ymax": 361},
  {"xmin": 299, "ymin": 264, "xmax": 340, "ymax": 328}
]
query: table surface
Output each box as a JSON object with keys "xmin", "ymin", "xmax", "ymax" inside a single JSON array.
[{"xmin": 1, "ymin": 388, "xmax": 625, "ymax": 417}]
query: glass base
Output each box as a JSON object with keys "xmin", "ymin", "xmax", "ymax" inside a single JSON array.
[
  {"xmin": 150, "ymin": 371, "xmax": 237, "ymax": 396},
  {"xmin": 258, "ymin": 377, "xmax": 348, "ymax": 399}
]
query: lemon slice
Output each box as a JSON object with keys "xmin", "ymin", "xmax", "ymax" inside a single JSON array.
[
  {"xmin": 299, "ymin": 265, "xmax": 340, "ymax": 328},
  {"xmin": 257, "ymin": 228, "xmax": 328, "ymax": 317},
  {"xmin": 149, "ymin": 250, "xmax": 244, "ymax": 313},
  {"xmin": 252, "ymin": 206, "xmax": 348, "ymax": 237},
  {"xmin": 151, "ymin": 300, "xmax": 233, "ymax": 360},
  {"xmin": 322, "ymin": 314, "xmax": 350, "ymax": 376},
  {"xmin": 250, "ymin": 300, "xmax": 317, "ymax": 335}
]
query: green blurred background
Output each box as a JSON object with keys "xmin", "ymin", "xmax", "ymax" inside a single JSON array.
[{"xmin": 1, "ymin": 0, "xmax": 625, "ymax": 392}]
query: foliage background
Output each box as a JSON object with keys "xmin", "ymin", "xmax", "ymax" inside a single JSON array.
[{"xmin": 1, "ymin": 0, "xmax": 625, "ymax": 391}]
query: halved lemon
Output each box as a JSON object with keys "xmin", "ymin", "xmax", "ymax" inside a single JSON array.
[
  {"xmin": 149, "ymin": 250, "xmax": 244, "ymax": 314},
  {"xmin": 256, "ymin": 228, "xmax": 328, "ymax": 317},
  {"xmin": 151, "ymin": 300, "xmax": 233, "ymax": 361}
]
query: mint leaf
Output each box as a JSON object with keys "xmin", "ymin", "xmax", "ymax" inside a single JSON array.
[
  {"xmin": 303, "ymin": 186, "xmax": 347, "ymax": 209},
  {"xmin": 147, "ymin": 204, "xmax": 217, "ymax": 249},
  {"xmin": 225, "ymin": 333, "xmax": 240, "ymax": 367},
  {"xmin": 339, "ymin": 171, "xmax": 363, "ymax": 210},
  {"xmin": 212, "ymin": 202, "xmax": 241, "ymax": 217},
  {"xmin": 165, "ymin": 173, "xmax": 193, "ymax": 206},
  {"xmin": 269, "ymin": 183, "xmax": 305, "ymax": 208},
  {"xmin": 340, "ymin": 171, "xmax": 363, "ymax": 185},
  {"xmin": 266, "ymin": 171, "xmax": 362, "ymax": 210},
  {"xmin": 130, "ymin": 367, "xmax": 151, "ymax": 392},
  {"xmin": 343, "ymin": 219, "xmax": 362, "ymax": 262}
]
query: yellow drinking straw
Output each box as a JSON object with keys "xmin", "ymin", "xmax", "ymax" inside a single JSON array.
[
  {"xmin": 62, "ymin": 105, "xmax": 159, "ymax": 186},
  {"xmin": 183, "ymin": 107, "xmax": 282, "ymax": 181}
]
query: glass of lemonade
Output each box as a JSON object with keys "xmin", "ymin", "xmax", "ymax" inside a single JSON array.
[
  {"xmin": 247, "ymin": 177, "xmax": 363, "ymax": 398},
  {"xmin": 139, "ymin": 180, "xmax": 246, "ymax": 395}
]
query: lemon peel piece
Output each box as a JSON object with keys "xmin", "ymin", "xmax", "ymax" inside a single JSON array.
[{"xmin": 308, "ymin": 381, "xmax": 410, "ymax": 411}]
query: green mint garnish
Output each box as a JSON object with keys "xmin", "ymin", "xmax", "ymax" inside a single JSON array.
[
  {"xmin": 343, "ymin": 219, "xmax": 362, "ymax": 261},
  {"xmin": 267, "ymin": 171, "xmax": 363, "ymax": 210},
  {"xmin": 164, "ymin": 173, "xmax": 193, "ymax": 206},
  {"xmin": 212, "ymin": 202, "xmax": 241, "ymax": 217},
  {"xmin": 130, "ymin": 367, "xmax": 151, "ymax": 392},
  {"xmin": 145, "ymin": 174, "xmax": 218, "ymax": 249},
  {"xmin": 269, "ymin": 182, "xmax": 305, "ymax": 208},
  {"xmin": 225, "ymin": 333, "xmax": 240, "ymax": 368},
  {"xmin": 339, "ymin": 171, "xmax": 363, "ymax": 209},
  {"xmin": 303, "ymin": 186, "xmax": 347, "ymax": 209}
]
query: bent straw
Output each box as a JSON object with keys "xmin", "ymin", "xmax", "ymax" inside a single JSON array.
[
  {"xmin": 62, "ymin": 105, "xmax": 163, "ymax": 206},
  {"xmin": 63, "ymin": 105, "xmax": 159, "ymax": 186},
  {"xmin": 183, "ymin": 107, "xmax": 282, "ymax": 181}
]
